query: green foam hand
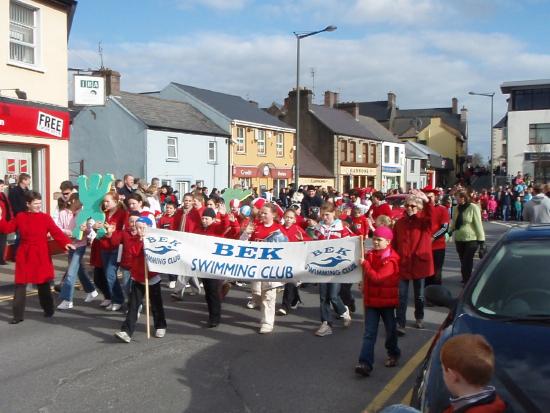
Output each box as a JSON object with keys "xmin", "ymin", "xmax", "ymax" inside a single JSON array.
[
  {"xmin": 72, "ymin": 173, "xmax": 115, "ymax": 240},
  {"xmin": 221, "ymin": 188, "xmax": 253, "ymax": 207}
]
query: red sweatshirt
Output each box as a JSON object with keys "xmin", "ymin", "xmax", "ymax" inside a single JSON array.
[
  {"xmin": 193, "ymin": 214, "xmax": 238, "ymax": 237},
  {"xmin": 282, "ymin": 223, "xmax": 311, "ymax": 241},
  {"xmin": 110, "ymin": 228, "xmax": 141, "ymax": 270},
  {"xmin": 362, "ymin": 247, "xmax": 400, "ymax": 308},
  {"xmin": 351, "ymin": 215, "xmax": 369, "ymax": 237},
  {"xmin": 158, "ymin": 213, "xmax": 176, "ymax": 230},
  {"xmin": 250, "ymin": 222, "xmax": 285, "ymax": 241}
]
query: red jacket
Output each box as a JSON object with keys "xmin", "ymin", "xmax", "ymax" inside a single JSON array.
[
  {"xmin": 351, "ymin": 215, "xmax": 369, "ymax": 237},
  {"xmin": 0, "ymin": 193, "xmax": 13, "ymax": 221},
  {"xmin": 97, "ymin": 207, "xmax": 128, "ymax": 251},
  {"xmin": 282, "ymin": 223, "xmax": 311, "ymax": 241},
  {"xmin": 193, "ymin": 214, "xmax": 237, "ymax": 237},
  {"xmin": 158, "ymin": 213, "xmax": 176, "ymax": 230},
  {"xmin": 362, "ymin": 247, "xmax": 400, "ymax": 307},
  {"xmin": 431, "ymin": 204, "xmax": 450, "ymax": 251},
  {"xmin": 0, "ymin": 212, "xmax": 70, "ymax": 284},
  {"xmin": 250, "ymin": 222, "xmax": 285, "ymax": 241},
  {"xmin": 368, "ymin": 202, "xmax": 392, "ymax": 221},
  {"xmin": 110, "ymin": 229, "xmax": 141, "ymax": 270},
  {"xmin": 129, "ymin": 242, "xmax": 158, "ymax": 284},
  {"xmin": 392, "ymin": 202, "xmax": 434, "ymax": 279},
  {"xmin": 443, "ymin": 395, "xmax": 506, "ymax": 413}
]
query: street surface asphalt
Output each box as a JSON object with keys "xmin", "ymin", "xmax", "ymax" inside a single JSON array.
[{"xmin": 0, "ymin": 222, "xmax": 511, "ymax": 413}]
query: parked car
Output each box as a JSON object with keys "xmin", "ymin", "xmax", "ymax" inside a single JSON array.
[{"xmin": 411, "ymin": 224, "xmax": 550, "ymax": 413}]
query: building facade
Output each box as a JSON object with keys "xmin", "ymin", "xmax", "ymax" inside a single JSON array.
[{"xmin": 0, "ymin": 0, "xmax": 76, "ymax": 211}]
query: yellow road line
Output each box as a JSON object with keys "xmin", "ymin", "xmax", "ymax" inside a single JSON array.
[
  {"xmin": 364, "ymin": 337, "xmax": 432, "ymax": 413},
  {"xmin": 401, "ymin": 388, "xmax": 413, "ymax": 405},
  {"xmin": 0, "ymin": 291, "xmax": 39, "ymax": 303}
]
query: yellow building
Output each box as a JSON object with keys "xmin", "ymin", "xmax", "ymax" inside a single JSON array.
[
  {"xmin": 158, "ymin": 82, "xmax": 296, "ymax": 195},
  {"xmin": 0, "ymin": 0, "xmax": 76, "ymax": 212}
]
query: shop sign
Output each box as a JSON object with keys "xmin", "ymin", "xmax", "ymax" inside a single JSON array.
[
  {"xmin": 340, "ymin": 166, "xmax": 377, "ymax": 176},
  {"xmin": 271, "ymin": 168, "xmax": 293, "ymax": 179},
  {"xmin": 300, "ymin": 177, "xmax": 336, "ymax": 187},
  {"xmin": 382, "ymin": 166, "xmax": 401, "ymax": 174},
  {"xmin": 19, "ymin": 159, "xmax": 28, "ymax": 173},
  {"xmin": 0, "ymin": 101, "xmax": 70, "ymax": 140},
  {"xmin": 233, "ymin": 166, "xmax": 259, "ymax": 178},
  {"xmin": 6, "ymin": 159, "xmax": 16, "ymax": 173},
  {"xmin": 74, "ymin": 75, "xmax": 106, "ymax": 106}
]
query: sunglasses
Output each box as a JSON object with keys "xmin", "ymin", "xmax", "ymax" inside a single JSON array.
[
  {"xmin": 405, "ymin": 204, "xmax": 418, "ymax": 208},
  {"xmin": 62, "ymin": 192, "xmax": 72, "ymax": 196}
]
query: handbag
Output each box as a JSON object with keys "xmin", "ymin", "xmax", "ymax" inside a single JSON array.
[{"xmin": 478, "ymin": 243, "xmax": 488, "ymax": 259}]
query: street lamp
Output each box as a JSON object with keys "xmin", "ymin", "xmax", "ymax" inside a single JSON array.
[
  {"xmin": 0, "ymin": 88, "xmax": 27, "ymax": 99},
  {"xmin": 294, "ymin": 25, "xmax": 337, "ymax": 189},
  {"xmin": 469, "ymin": 91, "xmax": 495, "ymax": 187}
]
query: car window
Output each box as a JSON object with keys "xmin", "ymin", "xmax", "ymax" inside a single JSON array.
[{"xmin": 470, "ymin": 240, "xmax": 550, "ymax": 317}]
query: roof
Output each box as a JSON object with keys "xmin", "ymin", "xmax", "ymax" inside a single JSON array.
[
  {"xmin": 170, "ymin": 83, "xmax": 293, "ymax": 130},
  {"xmin": 113, "ymin": 91, "xmax": 229, "ymax": 136},
  {"xmin": 405, "ymin": 141, "xmax": 427, "ymax": 159},
  {"xmin": 494, "ymin": 114, "xmax": 507, "ymax": 129},
  {"xmin": 356, "ymin": 100, "xmax": 390, "ymax": 121},
  {"xmin": 309, "ymin": 104, "xmax": 380, "ymax": 140},
  {"xmin": 405, "ymin": 141, "xmax": 444, "ymax": 159},
  {"xmin": 395, "ymin": 108, "xmax": 465, "ymax": 136},
  {"xmin": 357, "ymin": 115, "xmax": 400, "ymax": 143},
  {"xmin": 300, "ymin": 144, "xmax": 334, "ymax": 178},
  {"xmin": 501, "ymin": 79, "xmax": 550, "ymax": 93}
]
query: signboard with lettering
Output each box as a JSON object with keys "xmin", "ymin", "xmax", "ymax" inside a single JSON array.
[
  {"xmin": 340, "ymin": 166, "xmax": 378, "ymax": 176},
  {"xmin": 74, "ymin": 75, "xmax": 106, "ymax": 106},
  {"xmin": 0, "ymin": 101, "xmax": 70, "ymax": 140},
  {"xmin": 525, "ymin": 152, "xmax": 550, "ymax": 161}
]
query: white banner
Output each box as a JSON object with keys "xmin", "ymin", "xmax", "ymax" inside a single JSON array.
[{"xmin": 143, "ymin": 228, "xmax": 362, "ymax": 283}]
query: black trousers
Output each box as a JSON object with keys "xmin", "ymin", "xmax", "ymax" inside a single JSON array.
[
  {"xmin": 202, "ymin": 278, "xmax": 222, "ymax": 324},
  {"xmin": 121, "ymin": 281, "xmax": 166, "ymax": 337},
  {"xmin": 339, "ymin": 283, "xmax": 356, "ymax": 312},
  {"xmin": 93, "ymin": 267, "xmax": 111, "ymax": 300},
  {"xmin": 455, "ymin": 241, "xmax": 479, "ymax": 283},
  {"xmin": 281, "ymin": 283, "xmax": 301, "ymax": 312},
  {"xmin": 13, "ymin": 282, "xmax": 54, "ymax": 321},
  {"xmin": 425, "ymin": 249, "xmax": 446, "ymax": 286},
  {"xmin": 0, "ymin": 233, "xmax": 7, "ymax": 263}
]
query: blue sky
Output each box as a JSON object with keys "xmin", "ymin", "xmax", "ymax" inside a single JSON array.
[{"xmin": 69, "ymin": 0, "xmax": 550, "ymax": 158}]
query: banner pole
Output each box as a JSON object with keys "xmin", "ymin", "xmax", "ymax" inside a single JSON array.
[
  {"xmin": 144, "ymin": 252, "xmax": 151, "ymax": 339},
  {"xmin": 360, "ymin": 235, "xmax": 365, "ymax": 261}
]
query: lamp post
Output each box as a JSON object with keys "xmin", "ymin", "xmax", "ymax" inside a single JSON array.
[
  {"xmin": 469, "ymin": 91, "xmax": 495, "ymax": 187},
  {"xmin": 294, "ymin": 25, "xmax": 337, "ymax": 190}
]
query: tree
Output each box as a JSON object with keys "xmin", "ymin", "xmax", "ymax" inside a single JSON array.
[{"xmin": 470, "ymin": 152, "xmax": 486, "ymax": 167}]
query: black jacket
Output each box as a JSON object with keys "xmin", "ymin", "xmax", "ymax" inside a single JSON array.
[{"xmin": 8, "ymin": 185, "xmax": 28, "ymax": 216}]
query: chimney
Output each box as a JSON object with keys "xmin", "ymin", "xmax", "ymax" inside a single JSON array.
[
  {"xmin": 387, "ymin": 91, "xmax": 396, "ymax": 110},
  {"xmin": 248, "ymin": 100, "xmax": 258, "ymax": 108},
  {"xmin": 460, "ymin": 106, "xmax": 468, "ymax": 122},
  {"xmin": 452, "ymin": 97, "xmax": 458, "ymax": 114},
  {"xmin": 338, "ymin": 102, "xmax": 359, "ymax": 120},
  {"xmin": 324, "ymin": 90, "xmax": 339, "ymax": 108},
  {"xmin": 92, "ymin": 68, "xmax": 121, "ymax": 96}
]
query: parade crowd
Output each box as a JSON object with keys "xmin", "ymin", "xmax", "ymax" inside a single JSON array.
[{"xmin": 1, "ymin": 172, "xmax": 549, "ymax": 413}]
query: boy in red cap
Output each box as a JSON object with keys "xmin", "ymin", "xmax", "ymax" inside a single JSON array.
[{"xmin": 356, "ymin": 225, "xmax": 401, "ymax": 376}]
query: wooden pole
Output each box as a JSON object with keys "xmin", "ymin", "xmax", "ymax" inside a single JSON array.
[
  {"xmin": 360, "ymin": 235, "xmax": 365, "ymax": 261},
  {"xmin": 144, "ymin": 253, "xmax": 151, "ymax": 339}
]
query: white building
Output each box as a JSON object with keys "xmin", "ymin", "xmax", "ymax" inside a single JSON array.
[
  {"xmin": 71, "ymin": 91, "xmax": 230, "ymax": 196},
  {"xmin": 500, "ymin": 80, "xmax": 550, "ymax": 182},
  {"xmin": 405, "ymin": 141, "xmax": 446, "ymax": 189}
]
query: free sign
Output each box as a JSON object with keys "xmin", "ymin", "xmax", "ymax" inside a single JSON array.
[{"xmin": 37, "ymin": 111, "xmax": 64, "ymax": 138}]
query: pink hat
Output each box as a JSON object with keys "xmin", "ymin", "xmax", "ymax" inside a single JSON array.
[
  {"xmin": 373, "ymin": 226, "xmax": 393, "ymax": 240},
  {"xmin": 229, "ymin": 198, "xmax": 240, "ymax": 209},
  {"xmin": 251, "ymin": 198, "xmax": 266, "ymax": 210}
]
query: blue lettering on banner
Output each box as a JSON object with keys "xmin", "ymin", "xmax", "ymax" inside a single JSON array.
[
  {"xmin": 212, "ymin": 243, "xmax": 283, "ymax": 260},
  {"xmin": 306, "ymin": 246, "xmax": 356, "ymax": 276},
  {"xmin": 145, "ymin": 235, "xmax": 182, "ymax": 265},
  {"xmin": 190, "ymin": 258, "xmax": 293, "ymax": 280}
]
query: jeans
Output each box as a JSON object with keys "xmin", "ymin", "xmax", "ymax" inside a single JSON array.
[
  {"xmin": 358, "ymin": 307, "xmax": 400, "ymax": 368},
  {"xmin": 339, "ymin": 283, "xmax": 355, "ymax": 311},
  {"xmin": 121, "ymin": 268, "xmax": 133, "ymax": 299},
  {"xmin": 319, "ymin": 283, "xmax": 346, "ymax": 324},
  {"xmin": 281, "ymin": 283, "xmax": 301, "ymax": 312},
  {"xmin": 502, "ymin": 205, "xmax": 510, "ymax": 221},
  {"xmin": 59, "ymin": 246, "xmax": 95, "ymax": 302},
  {"xmin": 455, "ymin": 241, "xmax": 479, "ymax": 283},
  {"xmin": 397, "ymin": 279, "xmax": 425, "ymax": 328},
  {"xmin": 100, "ymin": 249, "xmax": 124, "ymax": 305}
]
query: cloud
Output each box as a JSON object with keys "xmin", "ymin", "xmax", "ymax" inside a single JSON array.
[
  {"xmin": 174, "ymin": 0, "xmax": 248, "ymax": 11},
  {"xmin": 69, "ymin": 29, "xmax": 550, "ymax": 157}
]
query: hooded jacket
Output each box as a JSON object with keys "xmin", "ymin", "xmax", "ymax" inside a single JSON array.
[
  {"xmin": 523, "ymin": 194, "xmax": 550, "ymax": 224},
  {"xmin": 362, "ymin": 247, "xmax": 400, "ymax": 308}
]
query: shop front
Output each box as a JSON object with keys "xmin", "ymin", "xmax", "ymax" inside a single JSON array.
[
  {"xmin": 381, "ymin": 166, "xmax": 403, "ymax": 192},
  {"xmin": 339, "ymin": 165, "xmax": 378, "ymax": 193},
  {"xmin": 233, "ymin": 164, "xmax": 293, "ymax": 196},
  {"xmin": 0, "ymin": 98, "xmax": 70, "ymax": 212}
]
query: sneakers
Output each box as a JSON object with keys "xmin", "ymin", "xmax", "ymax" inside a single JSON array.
[
  {"xmin": 246, "ymin": 300, "xmax": 259, "ymax": 309},
  {"xmin": 171, "ymin": 291, "xmax": 184, "ymax": 301},
  {"xmin": 106, "ymin": 303, "xmax": 122, "ymax": 311},
  {"xmin": 115, "ymin": 331, "xmax": 131, "ymax": 343},
  {"xmin": 290, "ymin": 300, "xmax": 301, "ymax": 310},
  {"xmin": 259, "ymin": 325, "xmax": 273, "ymax": 334},
  {"xmin": 355, "ymin": 363, "xmax": 372, "ymax": 377},
  {"xmin": 315, "ymin": 321, "xmax": 333, "ymax": 337},
  {"xmin": 84, "ymin": 290, "xmax": 99, "ymax": 303},
  {"xmin": 396, "ymin": 325, "xmax": 406, "ymax": 336},
  {"xmin": 99, "ymin": 299, "xmax": 111, "ymax": 307},
  {"xmin": 57, "ymin": 300, "xmax": 73, "ymax": 310},
  {"xmin": 342, "ymin": 306, "xmax": 352, "ymax": 327},
  {"xmin": 155, "ymin": 328, "xmax": 166, "ymax": 338},
  {"xmin": 277, "ymin": 308, "xmax": 287, "ymax": 316},
  {"xmin": 168, "ymin": 281, "xmax": 176, "ymax": 289},
  {"xmin": 415, "ymin": 319, "xmax": 425, "ymax": 329}
]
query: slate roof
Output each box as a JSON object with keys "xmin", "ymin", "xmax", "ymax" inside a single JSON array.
[
  {"xmin": 405, "ymin": 141, "xmax": 427, "ymax": 159},
  {"xmin": 407, "ymin": 141, "xmax": 443, "ymax": 158},
  {"xmin": 113, "ymin": 91, "xmax": 229, "ymax": 136},
  {"xmin": 394, "ymin": 108, "xmax": 465, "ymax": 136},
  {"xmin": 494, "ymin": 114, "xmax": 507, "ymax": 129},
  {"xmin": 300, "ymin": 144, "xmax": 334, "ymax": 178},
  {"xmin": 357, "ymin": 115, "xmax": 400, "ymax": 143},
  {"xmin": 357, "ymin": 100, "xmax": 390, "ymax": 121},
  {"xmin": 309, "ymin": 104, "xmax": 381, "ymax": 140},
  {"xmin": 170, "ymin": 83, "xmax": 293, "ymax": 130}
]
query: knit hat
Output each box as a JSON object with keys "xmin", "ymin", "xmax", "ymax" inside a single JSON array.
[
  {"xmin": 136, "ymin": 216, "xmax": 153, "ymax": 227},
  {"xmin": 373, "ymin": 225, "xmax": 393, "ymax": 240},
  {"xmin": 202, "ymin": 208, "xmax": 217, "ymax": 219},
  {"xmin": 251, "ymin": 198, "xmax": 266, "ymax": 210},
  {"xmin": 229, "ymin": 198, "xmax": 240, "ymax": 209}
]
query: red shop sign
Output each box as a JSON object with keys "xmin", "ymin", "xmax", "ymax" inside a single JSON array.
[
  {"xmin": 19, "ymin": 159, "xmax": 28, "ymax": 173},
  {"xmin": 6, "ymin": 159, "xmax": 16, "ymax": 173},
  {"xmin": 270, "ymin": 168, "xmax": 293, "ymax": 179},
  {"xmin": 233, "ymin": 166, "xmax": 259, "ymax": 178},
  {"xmin": 0, "ymin": 101, "xmax": 70, "ymax": 140}
]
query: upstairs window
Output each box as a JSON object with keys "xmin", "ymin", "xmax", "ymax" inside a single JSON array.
[
  {"xmin": 256, "ymin": 130, "xmax": 266, "ymax": 155},
  {"xmin": 394, "ymin": 147, "xmax": 400, "ymax": 164},
  {"xmin": 236, "ymin": 127, "xmax": 246, "ymax": 153},
  {"xmin": 362, "ymin": 143, "xmax": 368, "ymax": 163},
  {"xmin": 350, "ymin": 141, "xmax": 356, "ymax": 162},
  {"xmin": 384, "ymin": 146, "xmax": 390, "ymax": 163},
  {"xmin": 10, "ymin": 1, "xmax": 38, "ymax": 65},
  {"xmin": 340, "ymin": 140, "xmax": 347, "ymax": 162},
  {"xmin": 370, "ymin": 144, "xmax": 377, "ymax": 164},
  {"xmin": 529, "ymin": 123, "xmax": 550, "ymax": 145},
  {"xmin": 167, "ymin": 137, "xmax": 178, "ymax": 159},
  {"xmin": 208, "ymin": 141, "xmax": 217, "ymax": 162},
  {"xmin": 276, "ymin": 133, "xmax": 284, "ymax": 157}
]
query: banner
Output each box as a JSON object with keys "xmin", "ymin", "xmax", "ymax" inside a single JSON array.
[{"xmin": 143, "ymin": 228, "xmax": 363, "ymax": 283}]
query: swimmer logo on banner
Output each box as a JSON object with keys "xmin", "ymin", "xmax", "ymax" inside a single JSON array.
[{"xmin": 143, "ymin": 228, "xmax": 362, "ymax": 283}]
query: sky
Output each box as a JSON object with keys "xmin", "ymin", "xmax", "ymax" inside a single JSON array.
[{"xmin": 68, "ymin": 0, "xmax": 550, "ymax": 158}]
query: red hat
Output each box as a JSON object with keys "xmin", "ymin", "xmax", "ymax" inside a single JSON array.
[
  {"xmin": 421, "ymin": 185, "xmax": 436, "ymax": 194},
  {"xmin": 251, "ymin": 198, "xmax": 266, "ymax": 210},
  {"xmin": 373, "ymin": 226, "xmax": 393, "ymax": 240},
  {"xmin": 229, "ymin": 199, "xmax": 240, "ymax": 209},
  {"xmin": 274, "ymin": 204, "xmax": 285, "ymax": 218}
]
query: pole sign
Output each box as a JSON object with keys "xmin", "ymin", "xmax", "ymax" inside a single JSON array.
[{"xmin": 74, "ymin": 75, "xmax": 105, "ymax": 106}]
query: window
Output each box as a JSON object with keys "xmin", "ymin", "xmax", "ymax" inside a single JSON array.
[
  {"xmin": 236, "ymin": 127, "xmax": 246, "ymax": 153},
  {"xmin": 394, "ymin": 147, "xmax": 400, "ymax": 164},
  {"xmin": 410, "ymin": 159, "xmax": 415, "ymax": 173},
  {"xmin": 175, "ymin": 181, "xmax": 189, "ymax": 201},
  {"xmin": 256, "ymin": 130, "xmax": 266, "ymax": 155},
  {"xmin": 9, "ymin": 1, "xmax": 38, "ymax": 65},
  {"xmin": 167, "ymin": 137, "xmax": 178, "ymax": 159},
  {"xmin": 362, "ymin": 143, "xmax": 368, "ymax": 163},
  {"xmin": 513, "ymin": 89, "xmax": 550, "ymax": 111},
  {"xmin": 529, "ymin": 123, "xmax": 550, "ymax": 144},
  {"xmin": 208, "ymin": 141, "xmax": 217, "ymax": 162},
  {"xmin": 350, "ymin": 142, "xmax": 356, "ymax": 162},
  {"xmin": 370, "ymin": 144, "xmax": 377, "ymax": 164},
  {"xmin": 239, "ymin": 177, "xmax": 252, "ymax": 189},
  {"xmin": 340, "ymin": 140, "xmax": 347, "ymax": 161},
  {"xmin": 276, "ymin": 133, "xmax": 284, "ymax": 157},
  {"xmin": 273, "ymin": 179, "xmax": 287, "ymax": 196},
  {"xmin": 384, "ymin": 146, "xmax": 390, "ymax": 163}
]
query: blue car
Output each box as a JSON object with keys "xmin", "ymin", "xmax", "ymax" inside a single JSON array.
[{"xmin": 411, "ymin": 224, "xmax": 550, "ymax": 413}]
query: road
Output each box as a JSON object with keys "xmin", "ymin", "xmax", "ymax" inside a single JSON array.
[{"xmin": 0, "ymin": 222, "xmax": 510, "ymax": 413}]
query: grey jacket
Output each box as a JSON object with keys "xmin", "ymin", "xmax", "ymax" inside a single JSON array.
[{"xmin": 523, "ymin": 194, "xmax": 550, "ymax": 224}]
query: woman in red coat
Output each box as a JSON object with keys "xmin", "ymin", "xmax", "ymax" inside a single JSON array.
[
  {"xmin": 0, "ymin": 191, "xmax": 73, "ymax": 324},
  {"xmin": 391, "ymin": 189, "xmax": 432, "ymax": 335}
]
